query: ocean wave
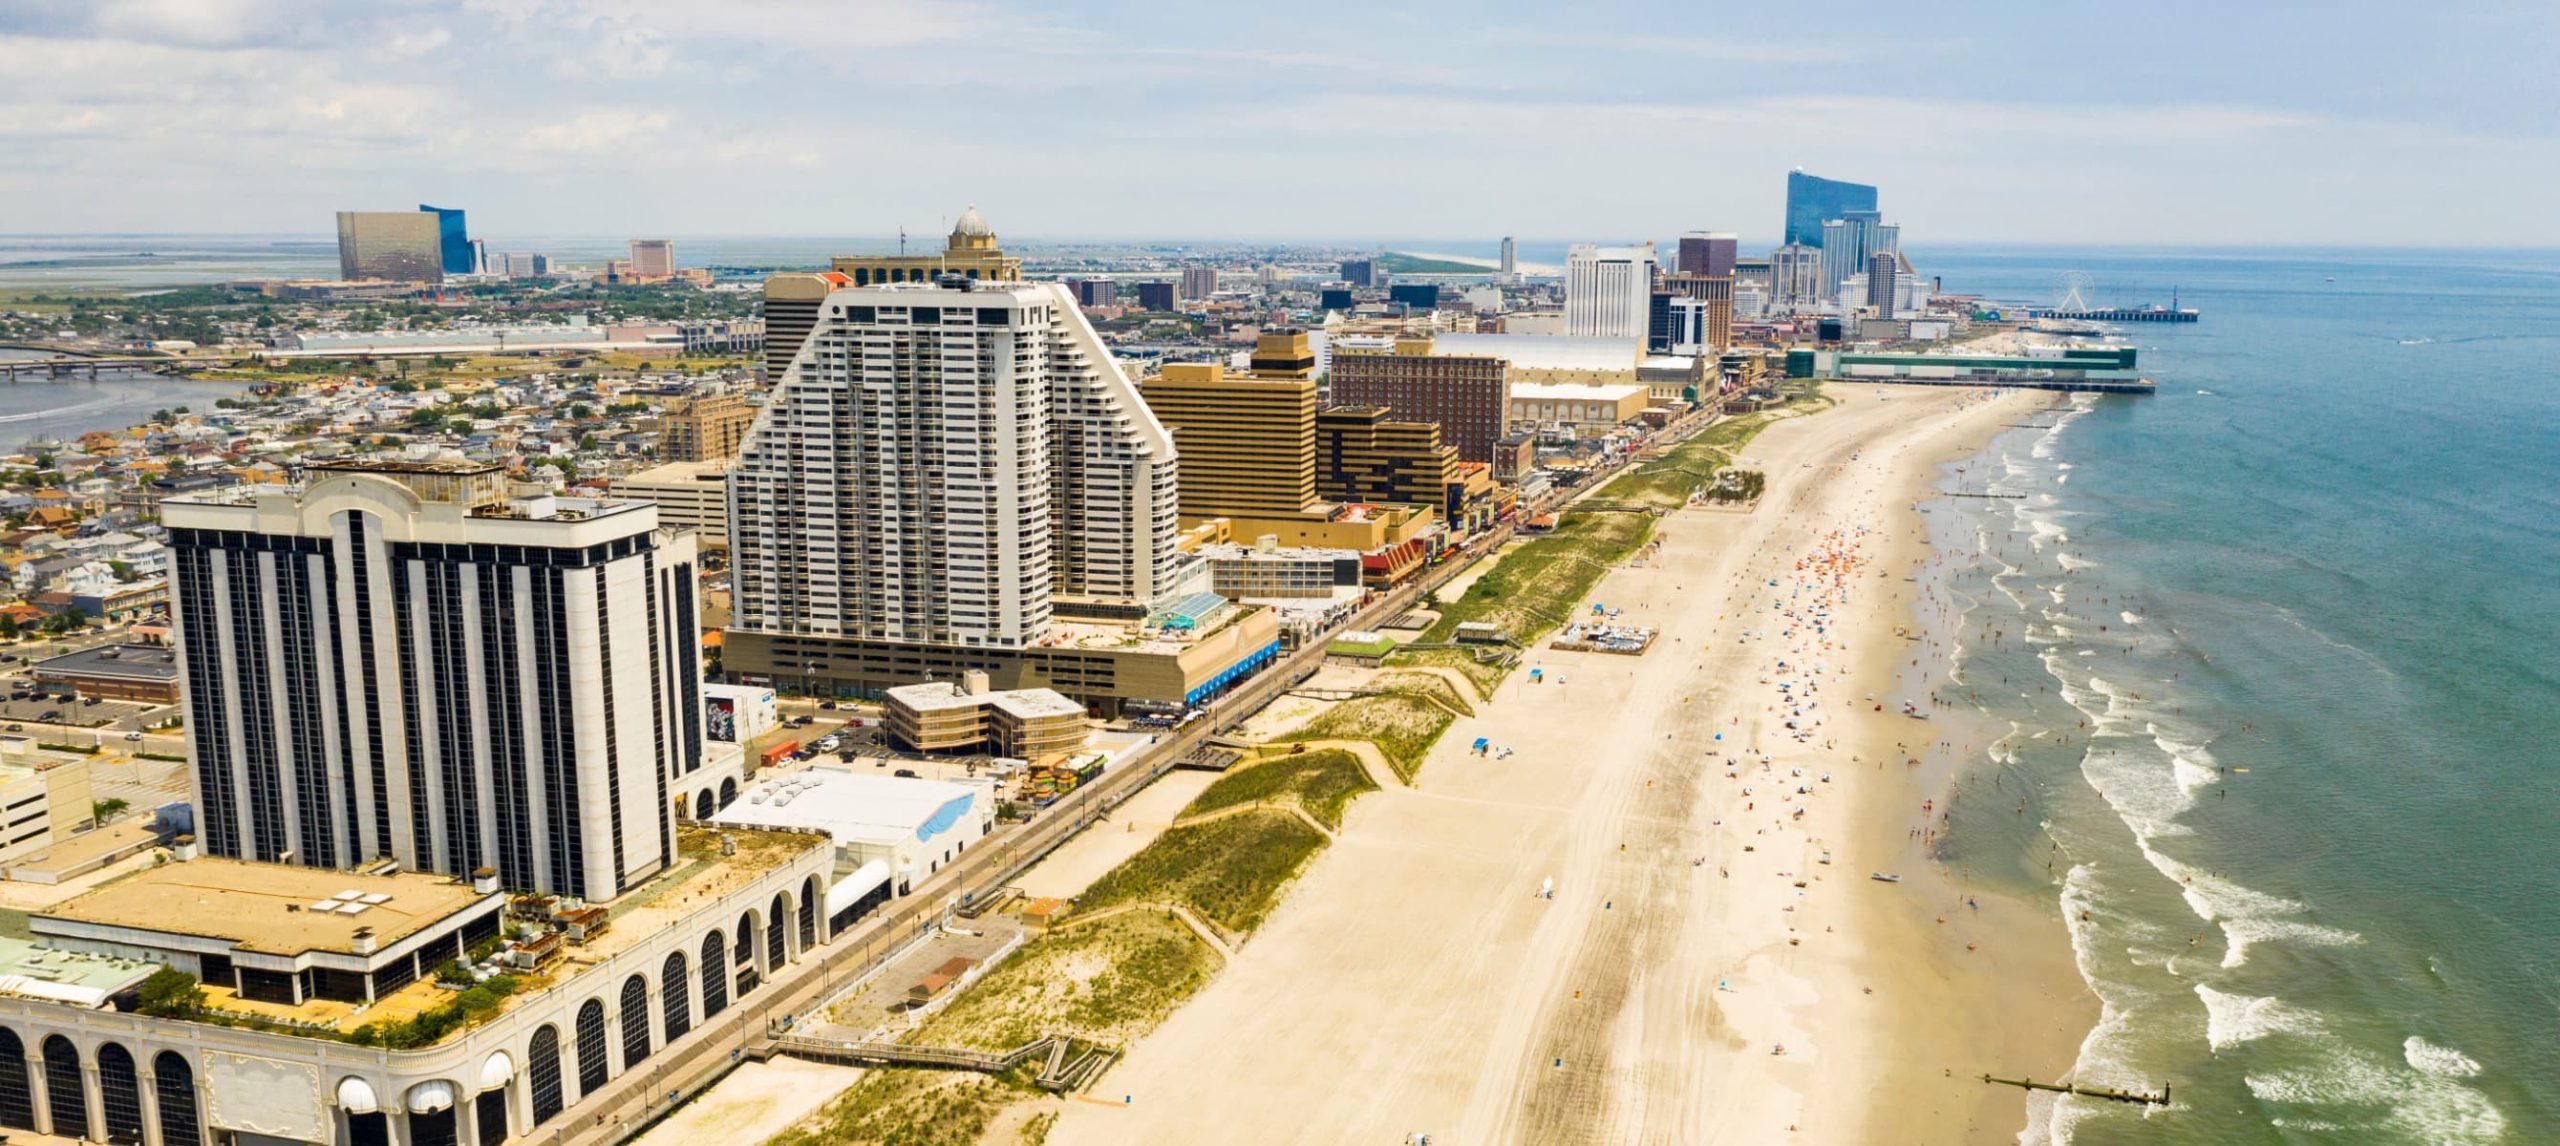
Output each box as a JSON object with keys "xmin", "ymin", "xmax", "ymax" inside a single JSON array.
[
  {"xmin": 2196, "ymin": 985, "xmax": 2321, "ymax": 1050},
  {"xmin": 2245, "ymin": 1039, "xmax": 2505, "ymax": 1144}
]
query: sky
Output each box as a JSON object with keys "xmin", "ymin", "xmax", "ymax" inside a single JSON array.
[{"xmin": 2, "ymin": 0, "xmax": 2557, "ymax": 247}]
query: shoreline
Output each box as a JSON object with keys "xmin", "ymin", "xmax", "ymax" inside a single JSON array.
[{"xmin": 1040, "ymin": 383, "xmax": 2093, "ymax": 1144}]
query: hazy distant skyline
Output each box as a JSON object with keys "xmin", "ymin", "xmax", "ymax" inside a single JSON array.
[{"xmin": 4, "ymin": 1, "xmax": 2557, "ymax": 246}]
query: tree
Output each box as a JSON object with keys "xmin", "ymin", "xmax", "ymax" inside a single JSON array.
[
  {"xmin": 137, "ymin": 968, "xmax": 205, "ymax": 1019},
  {"xmin": 108, "ymin": 560, "xmax": 137, "ymax": 583},
  {"xmin": 92, "ymin": 797, "xmax": 129, "ymax": 824}
]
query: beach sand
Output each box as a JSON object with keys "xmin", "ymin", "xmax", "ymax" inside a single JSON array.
[{"xmin": 1043, "ymin": 384, "xmax": 2093, "ymax": 1144}]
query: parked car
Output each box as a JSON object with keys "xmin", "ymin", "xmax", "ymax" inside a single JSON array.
[
  {"xmin": 818, "ymin": 700, "xmax": 838, "ymax": 710},
  {"xmin": 893, "ymin": 768, "xmax": 918, "ymax": 779},
  {"xmin": 123, "ymin": 731, "xmax": 143, "ymax": 741},
  {"xmin": 3, "ymin": 724, "xmax": 18, "ymax": 732},
  {"xmin": 81, "ymin": 696, "xmax": 100, "ymax": 706},
  {"xmin": 37, "ymin": 710, "xmax": 58, "ymax": 722}
]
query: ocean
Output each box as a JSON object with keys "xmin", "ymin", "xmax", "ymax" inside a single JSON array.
[{"xmin": 1902, "ymin": 247, "xmax": 2560, "ymax": 1143}]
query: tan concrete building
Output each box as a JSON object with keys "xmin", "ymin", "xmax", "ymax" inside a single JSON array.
[
  {"xmin": 1315, "ymin": 406, "xmax": 1459, "ymax": 508},
  {"xmin": 609, "ymin": 459, "xmax": 732, "ymax": 547},
  {"xmin": 760, "ymin": 205, "xmax": 1025, "ymax": 380},
  {"xmin": 1508, "ymin": 382, "xmax": 1652, "ymax": 436},
  {"xmin": 759, "ymin": 270, "xmax": 849, "ymax": 379},
  {"xmin": 883, "ymin": 671, "xmax": 1089, "ymax": 759},
  {"xmin": 1139, "ymin": 358, "xmax": 1319, "ymax": 519},
  {"xmin": 660, "ymin": 393, "xmax": 757, "ymax": 462},
  {"xmin": 629, "ymin": 239, "xmax": 676, "ymax": 279},
  {"xmin": 827, "ymin": 205, "xmax": 1021, "ymax": 287}
]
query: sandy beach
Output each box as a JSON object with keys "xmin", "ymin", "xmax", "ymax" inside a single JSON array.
[{"xmin": 1044, "ymin": 383, "xmax": 2093, "ymax": 1144}]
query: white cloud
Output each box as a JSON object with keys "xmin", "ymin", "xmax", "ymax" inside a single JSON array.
[{"xmin": 518, "ymin": 109, "xmax": 673, "ymax": 153}]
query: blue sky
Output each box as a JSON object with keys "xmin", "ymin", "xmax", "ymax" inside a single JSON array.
[{"xmin": 2, "ymin": 0, "xmax": 2555, "ymax": 246}]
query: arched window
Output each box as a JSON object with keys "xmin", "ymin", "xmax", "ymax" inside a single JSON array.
[
  {"xmin": 693, "ymin": 790, "xmax": 713, "ymax": 819},
  {"xmin": 0, "ymin": 1027, "xmax": 31, "ymax": 1131},
  {"xmin": 41, "ymin": 1035, "xmax": 86, "ymax": 1140},
  {"xmin": 620, "ymin": 974, "xmax": 653, "ymax": 1068},
  {"xmin": 96, "ymin": 1042, "xmax": 142, "ymax": 1145},
  {"xmin": 526, "ymin": 1025, "xmax": 563, "ymax": 1126},
  {"xmin": 661, "ymin": 951, "xmax": 692, "ymax": 1040},
  {"xmin": 153, "ymin": 1052, "xmax": 198, "ymax": 1146},
  {"xmin": 575, "ymin": 999, "xmax": 610, "ymax": 1094},
  {"xmin": 699, "ymin": 931, "xmax": 729, "ymax": 1018},
  {"xmin": 768, "ymin": 893, "xmax": 790, "ymax": 965},
  {"xmin": 735, "ymin": 912, "xmax": 756, "ymax": 967},
  {"xmin": 718, "ymin": 778, "xmax": 738, "ymax": 807},
  {"xmin": 800, "ymin": 875, "xmax": 821, "ymax": 949}
]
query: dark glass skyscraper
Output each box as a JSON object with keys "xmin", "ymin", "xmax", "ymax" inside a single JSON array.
[
  {"xmin": 1783, "ymin": 172, "xmax": 1878, "ymax": 247},
  {"xmin": 420, "ymin": 204, "xmax": 471, "ymax": 276}
]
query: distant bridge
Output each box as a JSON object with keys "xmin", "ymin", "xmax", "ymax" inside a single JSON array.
[{"xmin": 0, "ymin": 356, "xmax": 186, "ymax": 381}]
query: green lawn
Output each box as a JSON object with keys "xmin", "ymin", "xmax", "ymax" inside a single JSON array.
[{"xmin": 1325, "ymin": 634, "xmax": 1398, "ymax": 658}]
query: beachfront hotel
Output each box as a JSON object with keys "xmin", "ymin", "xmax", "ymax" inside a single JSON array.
[
  {"xmin": 724, "ymin": 269, "xmax": 1280, "ymax": 711},
  {"xmin": 162, "ymin": 461, "xmax": 711, "ymax": 900}
]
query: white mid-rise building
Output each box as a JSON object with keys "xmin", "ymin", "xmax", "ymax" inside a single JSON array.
[
  {"xmin": 1564, "ymin": 243, "xmax": 1657, "ymax": 338},
  {"xmin": 163, "ymin": 460, "xmax": 709, "ymax": 900},
  {"xmin": 730, "ymin": 280, "xmax": 1190, "ymax": 648}
]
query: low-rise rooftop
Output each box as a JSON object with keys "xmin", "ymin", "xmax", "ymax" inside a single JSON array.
[
  {"xmin": 0, "ymin": 936, "xmax": 160, "ymax": 1008},
  {"xmin": 31, "ymin": 643, "xmax": 179, "ymax": 684},
  {"xmin": 36, "ymin": 858, "xmax": 494, "ymax": 958}
]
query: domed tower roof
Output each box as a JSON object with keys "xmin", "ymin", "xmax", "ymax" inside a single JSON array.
[{"xmin": 952, "ymin": 204, "xmax": 993, "ymax": 238}]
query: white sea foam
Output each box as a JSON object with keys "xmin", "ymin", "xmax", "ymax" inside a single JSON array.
[
  {"xmin": 2119, "ymin": 611, "xmax": 2143, "ymax": 625},
  {"xmin": 2405, "ymin": 1036, "xmax": 2484, "ymax": 1077},
  {"xmin": 2246, "ymin": 1040, "xmax": 2506, "ymax": 1144},
  {"xmin": 2196, "ymin": 985, "xmax": 2321, "ymax": 1050}
]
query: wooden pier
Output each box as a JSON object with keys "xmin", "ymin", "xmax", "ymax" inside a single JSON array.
[{"xmin": 1981, "ymin": 1073, "xmax": 2172, "ymax": 1107}]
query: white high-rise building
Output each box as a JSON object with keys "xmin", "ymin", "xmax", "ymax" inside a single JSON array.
[
  {"xmin": 164, "ymin": 461, "xmax": 707, "ymax": 899},
  {"xmin": 730, "ymin": 279, "xmax": 1189, "ymax": 649},
  {"xmin": 1500, "ymin": 236, "xmax": 1517, "ymax": 275},
  {"xmin": 1564, "ymin": 242, "xmax": 1656, "ymax": 338},
  {"xmin": 1769, "ymin": 243, "xmax": 1825, "ymax": 310}
]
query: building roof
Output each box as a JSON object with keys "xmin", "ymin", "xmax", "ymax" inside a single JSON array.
[
  {"xmin": 885, "ymin": 680, "xmax": 1081, "ymax": 720},
  {"xmin": 1510, "ymin": 382, "xmax": 1651, "ymax": 402},
  {"xmin": 36, "ymin": 858, "xmax": 498, "ymax": 958},
  {"xmin": 31, "ymin": 643, "xmax": 178, "ymax": 684},
  {"xmin": 952, "ymin": 203, "xmax": 993, "ymax": 238},
  {"xmin": 711, "ymin": 769, "xmax": 981, "ymax": 850},
  {"xmin": 0, "ymin": 936, "xmax": 160, "ymax": 1008},
  {"xmin": 1433, "ymin": 333, "xmax": 1644, "ymax": 371}
]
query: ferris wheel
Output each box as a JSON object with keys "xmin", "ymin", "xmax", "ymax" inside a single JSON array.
[{"xmin": 2057, "ymin": 271, "xmax": 2097, "ymax": 311}]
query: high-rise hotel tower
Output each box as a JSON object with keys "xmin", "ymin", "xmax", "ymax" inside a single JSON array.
[
  {"xmin": 164, "ymin": 462, "xmax": 707, "ymax": 899},
  {"xmin": 724, "ymin": 274, "xmax": 1279, "ymax": 709}
]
